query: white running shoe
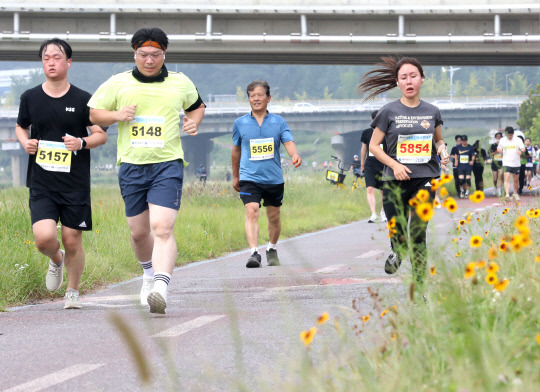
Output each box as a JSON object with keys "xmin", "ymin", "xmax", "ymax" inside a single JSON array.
[
  {"xmin": 496, "ymin": 188, "xmax": 502, "ymax": 197},
  {"xmin": 368, "ymin": 213, "xmax": 377, "ymax": 223},
  {"xmin": 140, "ymin": 276, "xmax": 154, "ymax": 306},
  {"xmin": 64, "ymin": 288, "xmax": 82, "ymax": 309},
  {"xmin": 380, "ymin": 210, "xmax": 387, "ymax": 222},
  {"xmin": 513, "ymin": 193, "xmax": 520, "ymax": 201},
  {"xmin": 46, "ymin": 249, "xmax": 65, "ymax": 292},
  {"xmin": 147, "ymin": 289, "xmax": 167, "ymax": 314}
]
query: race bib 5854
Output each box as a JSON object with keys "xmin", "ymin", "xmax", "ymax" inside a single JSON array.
[{"xmin": 396, "ymin": 134, "xmax": 432, "ymax": 164}]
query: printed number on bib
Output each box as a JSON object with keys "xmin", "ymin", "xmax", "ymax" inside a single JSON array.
[
  {"xmin": 459, "ymin": 155, "xmax": 469, "ymax": 164},
  {"xmin": 36, "ymin": 140, "xmax": 71, "ymax": 173},
  {"xmin": 368, "ymin": 144, "xmax": 384, "ymax": 157},
  {"xmin": 130, "ymin": 116, "xmax": 165, "ymax": 148},
  {"xmin": 250, "ymin": 138, "xmax": 274, "ymax": 161},
  {"xmin": 396, "ymin": 134, "xmax": 432, "ymax": 164}
]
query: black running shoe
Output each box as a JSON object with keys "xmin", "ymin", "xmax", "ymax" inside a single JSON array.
[
  {"xmin": 266, "ymin": 249, "xmax": 281, "ymax": 266},
  {"xmin": 384, "ymin": 252, "xmax": 402, "ymax": 274},
  {"xmin": 246, "ymin": 252, "xmax": 262, "ymax": 268}
]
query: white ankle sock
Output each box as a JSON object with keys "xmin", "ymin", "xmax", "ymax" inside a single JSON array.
[
  {"xmin": 139, "ymin": 260, "xmax": 154, "ymax": 279},
  {"xmin": 153, "ymin": 272, "xmax": 171, "ymax": 296},
  {"xmin": 250, "ymin": 247, "xmax": 258, "ymax": 254},
  {"xmin": 267, "ymin": 242, "xmax": 276, "ymax": 251}
]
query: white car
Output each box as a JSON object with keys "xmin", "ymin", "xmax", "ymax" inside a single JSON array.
[
  {"xmin": 293, "ymin": 102, "xmax": 319, "ymax": 113},
  {"xmin": 431, "ymin": 100, "xmax": 465, "ymax": 110}
]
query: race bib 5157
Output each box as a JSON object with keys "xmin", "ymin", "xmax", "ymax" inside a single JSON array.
[{"xmin": 36, "ymin": 140, "xmax": 71, "ymax": 173}]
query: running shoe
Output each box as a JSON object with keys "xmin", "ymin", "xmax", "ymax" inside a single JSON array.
[
  {"xmin": 384, "ymin": 252, "xmax": 402, "ymax": 275},
  {"xmin": 46, "ymin": 249, "xmax": 65, "ymax": 292},
  {"xmin": 140, "ymin": 276, "xmax": 154, "ymax": 306},
  {"xmin": 64, "ymin": 288, "xmax": 82, "ymax": 309},
  {"xmin": 496, "ymin": 188, "xmax": 502, "ymax": 197},
  {"xmin": 266, "ymin": 249, "xmax": 281, "ymax": 266},
  {"xmin": 464, "ymin": 190, "xmax": 470, "ymax": 197},
  {"xmin": 246, "ymin": 252, "xmax": 262, "ymax": 268},
  {"xmin": 367, "ymin": 213, "xmax": 377, "ymax": 223},
  {"xmin": 380, "ymin": 209, "xmax": 387, "ymax": 222},
  {"xmin": 459, "ymin": 190, "xmax": 465, "ymax": 199},
  {"xmin": 513, "ymin": 193, "xmax": 520, "ymax": 201},
  {"xmin": 147, "ymin": 290, "xmax": 167, "ymax": 314}
]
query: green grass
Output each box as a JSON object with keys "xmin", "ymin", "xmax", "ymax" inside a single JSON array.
[
  {"xmin": 261, "ymin": 199, "xmax": 540, "ymax": 392},
  {"xmin": 0, "ymin": 171, "xmax": 370, "ymax": 310}
]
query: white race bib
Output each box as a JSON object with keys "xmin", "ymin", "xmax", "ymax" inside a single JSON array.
[
  {"xmin": 396, "ymin": 134, "xmax": 432, "ymax": 164},
  {"xmin": 130, "ymin": 116, "xmax": 165, "ymax": 148},
  {"xmin": 249, "ymin": 138, "xmax": 274, "ymax": 161},
  {"xmin": 36, "ymin": 140, "xmax": 71, "ymax": 173}
]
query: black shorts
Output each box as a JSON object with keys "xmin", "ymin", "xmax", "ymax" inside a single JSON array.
[
  {"xmin": 29, "ymin": 188, "xmax": 92, "ymax": 231},
  {"xmin": 504, "ymin": 166, "xmax": 520, "ymax": 175},
  {"xmin": 383, "ymin": 177, "xmax": 436, "ymax": 212},
  {"xmin": 491, "ymin": 161, "xmax": 503, "ymax": 172},
  {"xmin": 457, "ymin": 167, "xmax": 472, "ymax": 177},
  {"xmin": 239, "ymin": 181, "xmax": 284, "ymax": 207},
  {"xmin": 364, "ymin": 164, "xmax": 384, "ymax": 190},
  {"xmin": 525, "ymin": 165, "xmax": 534, "ymax": 172}
]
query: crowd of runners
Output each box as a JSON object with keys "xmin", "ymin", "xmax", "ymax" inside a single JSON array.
[{"xmin": 14, "ymin": 27, "xmax": 536, "ymax": 312}]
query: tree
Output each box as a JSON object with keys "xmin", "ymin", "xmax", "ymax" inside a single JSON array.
[
  {"xmin": 323, "ymin": 86, "xmax": 333, "ymax": 100},
  {"xmin": 236, "ymin": 85, "xmax": 246, "ymax": 101},
  {"xmin": 486, "ymin": 70, "xmax": 503, "ymax": 95},
  {"xmin": 518, "ymin": 84, "xmax": 540, "ymax": 136},
  {"xmin": 508, "ymin": 74, "xmax": 530, "ymax": 96},
  {"xmin": 462, "ymin": 73, "xmax": 486, "ymax": 98},
  {"xmin": 6, "ymin": 70, "xmax": 44, "ymax": 105},
  {"xmin": 294, "ymin": 90, "xmax": 308, "ymax": 100}
]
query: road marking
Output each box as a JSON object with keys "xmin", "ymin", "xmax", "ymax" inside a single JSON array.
[
  {"xmin": 252, "ymin": 284, "xmax": 320, "ymax": 300},
  {"xmin": 151, "ymin": 315, "xmax": 225, "ymax": 338},
  {"xmin": 83, "ymin": 294, "xmax": 139, "ymax": 302},
  {"xmin": 315, "ymin": 264, "xmax": 348, "ymax": 273},
  {"xmin": 3, "ymin": 363, "xmax": 104, "ymax": 392},
  {"xmin": 320, "ymin": 276, "xmax": 402, "ymax": 285},
  {"xmin": 82, "ymin": 302, "xmax": 132, "ymax": 308},
  {"xmin": 355, "ymin": 250, "xmax": 384, "ymax": 259}
]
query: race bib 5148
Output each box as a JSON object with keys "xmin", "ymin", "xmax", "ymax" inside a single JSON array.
[{"xmin": 130, "ymin": 116, "xmax": 165, "ymax": 148}]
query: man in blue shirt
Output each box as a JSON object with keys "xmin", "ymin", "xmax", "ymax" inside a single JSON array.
[{"xmin": 232, "ymin": 80, "xmax": 302, "ymax": 268}]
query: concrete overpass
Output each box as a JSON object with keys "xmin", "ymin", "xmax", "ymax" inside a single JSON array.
[
  {"xmin": 0, "ymin": 98, "xmax": 523, "ymax": 186},
  {"xmin": 0, "ymin": 1, "xmax": 539, "ymax": 65}
]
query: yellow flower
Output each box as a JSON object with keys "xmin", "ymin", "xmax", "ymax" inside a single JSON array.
[
  {"xmin": 514, "ymin": 216, "xmax": 529, "ymax": 230},
  {"xmin": 469, "ymin": 190, "xmax": 485, "ymax": 203},
  {"xmin": 499, "ymin": 242, "xmax": 508, "ymax": 252},
  {"xmin": 534, "ymin": 209, "xmax": 540, "ymax": 218},
  {"xmin": 486, "ymin": 273, "xmax": 498, "ymax": 285},
  {"xmin": 487, "ymin": 262, "xmax": 499, "ymax": 274},
  {"xmin": 452, "ymin": 238, "xmax": 459, "ymax": 243},
  {"xmin": 488, "ymin": 247, "xmax": 498, "ymax": 260},
  {"xmin": 458, "ymin": 220, "xmax": 466, "ymax": 227},
  {"xmin": 502, "ymin": 208, "xmax": 509, "ymax": 215},
  {"xmin": 537, "ymin": 334, "xmax": 540, "ymax": 346},
  {"xmin": 430, "ymin": 266, "xmax": 436, "ymax": 276},
  {"xmin": 526, "ymin": 209, "xmax": 535, "ymax": 218},
  {"xmin": 495, "ymin": 279, "xmax": 510, "ymax": 292},
  {"xmin": 464, "ymin": 262, "xmax": 476, "ymax": 279},
  {"xmin": 387, "ymin": 217, "xmax": 396, "ymax": 229},
  {"xmin": 95, "ymin": 230, "xmax": 99, "ymax": 234},
  {"xmin": 416, "ymin": 189, "xmax": 430, "ymax": 203},
  {"xmin": 470, "ymin": 236, "xmax": 483, "ymax": 248},
  {"xmin": 466, "ymin": 213, "xmax": 472, "ymax": 224},
  {"xmin": 484, "ymin": 230, "xmax": 490, "ymax": 236},
  {"xmin": 475, "ymin": 260, "xmax": 487, "ymax": 269},
  {"xmin": 317, "ymin": 312, "xmax": 329, "ymax": 325},
  {"xmin": 409, "ymin": 198, "xmax": 419, "ymax": 207},
  {"xmin": 455, "ymin": 251, "xmax": 462, "ymax": 258},
  {"xmin": 380, "ymin": 309, "xmax": 388, "ymax": 318},
  {"xmin": 433, "ymin": 199, "xmax": 441, "ymax": 208},
  {"xmin": 300, "ymin": 327, "xmax": 317, "ymax": 347},
  {"xmin": 443, "ymin": 197, "xmax": 458, "ymax": 213},
  {"xmin": 535, "ymin": 254, "xmax": 540, "ymax": 263},
  {"xmin": 439, "ymin": 187, "xmax": 448, "ymax": 198},
  {"xmin": 440, "ymin": 174, "xmax": 453, "ymax": 183},
  {"xmin": 510, "ymin": 235, "xmax": 524, "ymax": 252},
  {"xmin": 391, "ymin": 333, "xmax": 397, "ymax": 342},
  {"xmin": 387, "ymin": 228, "xmax": 397, "ymax": 238},
  {"xmin": 415, "ymin": 202, "xmax": 434, "ymax": 222},
  {"xmin": 362, "ymin": 315, "xmax": 370, "ymax": 323}
]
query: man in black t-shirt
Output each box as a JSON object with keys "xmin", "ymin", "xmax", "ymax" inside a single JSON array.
[
  {"xmin": 449, "ymin": 135, "xmax": 462, "ymax": 196},
  {"xmin": 360, "ymin": 110, "xmax": 387, "ymax": 222},
  {"xmin": 15, "ymin": 39, "xmax": 107, "ymax": 309},
  {"xmin": 453, "ymin": 134, "xmax": 475, "ymax": 198},
  {"xmin": 490, "ymin": 131, "xmax": 504, "ymax": 196}
]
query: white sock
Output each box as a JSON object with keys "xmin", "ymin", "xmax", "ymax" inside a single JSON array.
[
  {"xmin": 267, "ymin": 242, "xmax": 276, "ymax": 251},
  {"xmin": 153, "ymin": 272, "xmax": 171, "ymax": 296},
  {"xmin": 139, "ymin": 260, "xmax": 154, "ymax": 279},
  {"xmin": 251, "ymin": 247, "xmax": 258, "ymax": 254}
]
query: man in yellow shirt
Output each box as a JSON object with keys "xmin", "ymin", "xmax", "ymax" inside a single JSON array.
[{"xmin": 88, "ymin": 27, "xmax": 205, "ymax": 314}]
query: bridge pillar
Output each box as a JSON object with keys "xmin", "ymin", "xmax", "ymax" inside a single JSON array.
[
  {"xmin": 181, "ymin": 135, "xmax": 214, "ymax": 175},
  {"xmin": 331, "ymin": 132, "xmax": 363, "ymax": 163},
  {"xmin": 10, "ymin": 150, "xmax": 27, "ymax": 187}
]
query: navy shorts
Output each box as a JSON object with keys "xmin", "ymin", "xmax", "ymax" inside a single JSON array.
[
  {"xmin": 239, "ymin": 181, "xmax": 284, "ymax": 207},
  {"xmin": 118, "ymin": 160, "xmax": 184, "ymax": 217},
  {"xmin": 29, "ymin": 188, "xmax": 92, "ymax": 231},
  {"xmin": 504, "ymin": 166, "xmax": 520, "ymax": 175},
  {"xmin": 457, "ymin": 167, "xmax": 472, "ymax": 177},
  {"xmin": 491, "ymin": 161, "xmax": 503, "ymax": 172}
]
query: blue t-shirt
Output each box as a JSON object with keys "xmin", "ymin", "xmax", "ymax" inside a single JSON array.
[{"xmin": 233, "ymin": 112, "xmax": 294, "ymax": 184}]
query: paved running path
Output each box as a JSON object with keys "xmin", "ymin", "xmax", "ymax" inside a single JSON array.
[{"xmin": 1, "ymin": 186, "xmax": 538, "ymax": 391}]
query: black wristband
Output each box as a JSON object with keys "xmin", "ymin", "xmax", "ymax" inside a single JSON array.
[{"xmin": 79, "ymin": 138, "xmax": 87, "ymax": 150}]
